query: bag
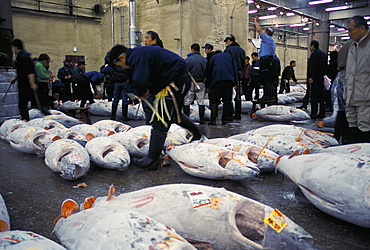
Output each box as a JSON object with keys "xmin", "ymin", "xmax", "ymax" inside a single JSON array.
[{"xmin": 323, "ymin": 75, "xmax": 331, "ymax": 90}]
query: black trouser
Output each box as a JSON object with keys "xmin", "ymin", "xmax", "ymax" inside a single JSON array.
[
  {"xmin": 259, "ymin": 56, "xmax": 274, "ymax": 87},
  {"xmin": 279, "ymin": 79, "xmax": 290, "ymax": 94},
  {"xmin": 18, "ymin": 88, "xmax": 35, "ymax": 121},
  {"xmin": 61, "ymin": 80, "xmax": 73, "ymax": 101},
  {"xmin": 334, "ymin": 110, "xmax": 352, "ymax": 144},
  {"xmin": 36, "ymin": 82, "xmax": 51, "ymax": 115},
  {"xmin": 310, "ymin": 77, "xmax": 326, "ymax": 116},
  {"xmin": 240, "ymin": 78, "xmax": 250, "ymax": 100},
  {"xmin": 248, "ymin": 77, "xmax": 260, "ymax": 100},
  {"xmin": 208, "ymin": 80, "xmax": 234, "ymax": 121},
  {"xmin": 77, "ymin": 81, "xmax": 95, "ymax": 107},
  {"xmin": 105, "ymin": 82, "xmax": 114, "ymax": 102}
]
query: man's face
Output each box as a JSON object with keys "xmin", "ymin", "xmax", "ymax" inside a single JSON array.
[
  {"xmin": 145, "ymin": 34, "xmax": 156, "ymax": 46},
  {"xmin": 114, "ymin": 54, "xmax": 128, "ymax": 69},
  {"xmin": 309, "ymin": 44, "xmax": 315, "ymax": 52},
  {"xmin": 347, "ymin": 20, "xmax": 367, "ymax": 42},
  {"xmin": 292, "ymin": 62, "xmax": 296, "ymax": 67},
  {"xmin": 251, "ymin": 55, "xmax": 258, "ymax": 61},
  {"xmin": 225, "ymin": 40, "xmax": 232, "ymax": 46},
  {"xmin": 205, "ymin": 48, "xmax": 211, "ymax": 54},
  {"xmin": 43, "ymin": 60, "xmax": 50, "ymax": 68},
  {"xmin": 245, "ymin": 59, "xmax": 250, "ymax": 65},
  {"xmin": 64, "ymin": 63, "xmax": 70, "ymax": 67}
]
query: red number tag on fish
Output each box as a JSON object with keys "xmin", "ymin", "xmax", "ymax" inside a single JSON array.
[
  {"xmin": 263, "ymin": 209, "xmax": 287, "ymax": 233},
  {"xmin": 68, "ymin": 153, "xmax": 84, "ymax": 161},
  {"xmin": 187, "ymin": 191, "xmax": 212, "ymax": 209}
]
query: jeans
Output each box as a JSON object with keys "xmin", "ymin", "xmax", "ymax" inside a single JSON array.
[{"xmin": 113, "ymin": 82, "xmax": 131, "ymax": 105}]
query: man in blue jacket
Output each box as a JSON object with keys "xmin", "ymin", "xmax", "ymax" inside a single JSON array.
[
  {"xmin": 110, "ymin": 45, "xmax": 202, "ymax": 170},
  {"xmin": 206, "ymin": 50, "xmax": 238, "ymax": 125}
]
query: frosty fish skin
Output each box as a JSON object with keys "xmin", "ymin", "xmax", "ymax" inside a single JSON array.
[
  {"xmin": 88, "ymin": 184, "xmax": 315, "ymax": 250},
  {"xmin": 205, "ymin": 138, "xmax": 278, "ymax": 172},
  {"xmin": 0, "ymin": 119, "xmax": 27, "ymax": 141},
  {"xmin": 167, "ymin": 142, "xmax": 260, "ymax": 180},
  {"xmin": 255, "ymin": 105, "xmax": 310, "ymax": 121},
  {"xmin": 92, "ymin": 119, "xmax": 131, "ymax": 133},
  {"xmin": 0, "ymin": 194, "xmax": 10, "ymax": 232},
  {"xmin": 45, "ymin": 139, "xmax": 90, "ymax": 180},
  {"xmin": 85, "ymin": 137, "xmax": 130, "ymax": 171},
  {"xmin": 276, "ymin": 152, "xmax": 370, "ymax": 228}
]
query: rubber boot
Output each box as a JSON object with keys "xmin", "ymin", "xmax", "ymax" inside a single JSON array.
[
  {"xmin": 317, "ymin": 103, "xmax": 326, "ymax": 119},
  {"xmin": 258, "ymin": 83, "xmax": 271, "ymax": 101},
  {"xmin": 222, "ymin": 103, "xmax": 233, "ymax": 125},
  {"xmin": 131, "ymin": 129, "xmax": 167, "ymax": 170},
  {"xmin": 208, "ymin": 103, "xmax": 218, "ymax": 125},
  {"xmin": 110, "ymin": 104, "xmax": 118, "ymax": 120},
  {"xmin": 183, "ymin": 105, "xmax": 190, "ymax": 117},
  {"xmin": 20, "ymin": 109, "xmax": 30, "ymax": 121},
  {"xmin": 233, "ymin": 100, "xmax": 242, "ymax": 120},
  {"xmin": 178, "ymin": 113, "xmax": 202, "ymax": 141},
  {"xmin": 122, "ymin": 104, "xmax": 130, "ymax": 121},
  {"xmin": 355, "ymin": 128, "xmax": 370, "ymax": 143},
  {"xmin": 198, "ymin": 105, "xmax": 205, "ymax": 124},
  {"xmin": 310, "ymin": 102, "xmax": 318, "ymax": 119}
]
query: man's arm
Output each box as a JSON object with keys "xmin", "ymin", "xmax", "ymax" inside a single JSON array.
[
  {"xmin": 253, "ymin": 17, "xmax": 263, "ymax": 35},
  {"xmin": 27, "ymin": 73, "xmax": 38, "ymax": 91}
]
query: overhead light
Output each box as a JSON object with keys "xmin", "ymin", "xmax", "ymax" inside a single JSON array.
[
  {"xmin": 315, "ymin": 21, "xmax": 320, "ymax": 26},
  {"xmin": 325, "ymin": 6, "xmax": 349, "ymax": 11},
  {"xmin": 256, "ymin": 3, "xmax": 261, "ymax": 9},
  {"xmin": 309, "ymin": 0, "xmax": 333, "ymax": 5},
  {"xmin": 329, "ymin": 24, "xmax": 335, "ymax": 28},
  {"xmin": 267, "ymin": 7, "xmax": 277, "ymax": 11},
  {"xmin": 274, "ymin": 23, "xmax": 279, "ymax": 28},
  {"xmin": 303, "ymin": 27, "xmax": 310, "ymax": 31},
  {"xmin": 248, "ymin": 9, "xmax": 258, "ymax": 14},
  {"xmin": 290, "ymin": 23, "xmax": 306, "ymax": 27},
  {"xmin": 365, "ymin": 16, "xmax": 370, "ymax": 20},
  {"xmin": 337, "ymin": 27, "xmax": 345, "ymax": 31},
  {"xmin": 286, "ymin": 12, "xmax": 295, "ymax": 16},
  {"xmin": 341, "ymin": 36, "xmax": 351, "ymax": 40},
  {"xmin": 248, "ymin": 0, "xmax": 254, "ymax": 3},
  {"xmin": 259, "ymin": 15, "xmax": 277, "ymax": 20}
]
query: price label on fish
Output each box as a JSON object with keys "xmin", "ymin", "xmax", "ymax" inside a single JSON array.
[
  {"xmin": 263, "ymin": 209, "xmax": 287, "ymax": 233},
  {"xmin": 187, "ymin": 191, "xmax": 212, "ymax": 209},
  {"xmin": 68, "ymin": 152, "xmax": 84, "ymax": 161}
]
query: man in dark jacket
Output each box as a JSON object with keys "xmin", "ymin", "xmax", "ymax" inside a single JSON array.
[
  {"xmin": 10, "ymin": 39, "xmax": 37, "ymax": 121},
  {"xmin": 224, "ymin": 34, "xmax": 246, "ymax": 120},
  {"xmin": 110, "ymin": 45, "xmax": 202, "ymax": 170},
  {"xmin": 206, "ymin": 50, "xmax": 238, "ymax": 125},
  {"xmin": 57, "ymin": 60, "xmax": 74, "ymax": 101},
  {"xmin": 249, "ymin": 52, "xmax": 261, "ymax": 100},
  {"xmin": 279, "ymin": 60, "xmax": 298, "ymax": 94},
  {"xmin": 308, "ymin": 40, "xmax": 327, "ymax": 119}
]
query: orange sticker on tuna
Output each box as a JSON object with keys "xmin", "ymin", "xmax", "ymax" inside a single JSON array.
[{"xmin": 263, "ymin": 209, "xmax": 287, "ymax": 233}]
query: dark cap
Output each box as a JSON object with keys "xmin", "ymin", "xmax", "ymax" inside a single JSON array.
[
  {"xmin": 202, "ymin": 43, "xmax": 214, "ymax": 50},
  {"xmin": 77, "ymin": 60, "xmax": 86, "ymax": 66},
  {"xmin": 63, "ymin": 59, "xmax": 70, "ymax": 63},
  {"xmin": 224, "ymin": 34, "xmax": 235, "ymax": 42},
  {"xmin": 266, "ymin": 27, "xmax": 274, "ymax": 35}
]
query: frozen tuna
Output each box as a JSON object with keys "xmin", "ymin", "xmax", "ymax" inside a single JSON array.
[
  {"xmin": 27, "ymin": 118, "xmax": 66, "ymax": 130},
  {"xmin": 43, "ymin": 114, "xmax": 82, "ymax": 128},
  {"xmin": 167, "ymin": 142, "xmax": 260, "ymax": 180},
  {"xmin": 0, "ymin": 119, "xmax": 27, "ymax": 141},
  {"xmin": 0, "ymin": 194, "xmax": 10, "ymax": 232},
  {"xmin": 87, "ymin": 184, "xmax": 315, "ymax": 250},
  {"xmin": 70, "ymin": 124, "xmax": 105, "ymax": 139},
  {"xmin": 166, "ymin": 124, "xmax": 194, "ymax": 146},
  {"xmin": 7, "ymin": 126, "xmax": 56, "ymax": 155},
  {"xmin": 45, "ymin": 139, "xmax": 90, "ymax": 180},
  {"xmin": 277, "ymin": 152, "xmax": 370, "ymax": 228},
  {"xmin": 85, "ymin": 137, "xmax": 130, "ymax": 171},
  {"xmin": 0, "ymin": 230, "xmax": 66, "ymax": 249},
  {"xmin": 255, "ymin": 105, "xmax": 309, "ymax": 121},
  {"xmin": 54, "ymin": 199, "xmax": 195, "ymax": 250},
  {"xmin": 319, "ymin": 143, "xmax": 370, "ymax": 155},
  {"xmin": 93, "ymin": 119, "xmax": 131, "ymax": 134},
  {"xmin": 110, "ymin": 132, "xmax": 149, "ymax": 158},
  {"xmin": 205, "ymin": 138, "xmax": 278, "ymax": 172}
]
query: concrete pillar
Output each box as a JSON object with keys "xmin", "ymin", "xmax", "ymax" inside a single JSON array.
[
  {"xmin": 0, "ymin": 69, "xmax": 20, "ymax": 122},
  {"xmin": 0, "ymin": 0, "xmax": 13, "ymax": 66},
  {"xmin": 308, "ymin": 20, "xmax": 330, "ymax": 56}
]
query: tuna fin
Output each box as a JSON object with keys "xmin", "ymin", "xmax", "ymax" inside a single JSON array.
[
  {"xmin": 52, "ymin": 136, "xmax": 61, "ymax": 141},
  {"xmin": 0, "ymin": 220, "xmax": 9, "ymax": 232},
  {"xmin": 302, "ymin": 149, "xmax": 311, "ymax": 154},
  {"xmin": 53, "ymin": 199, "xmax": 79, "ymax": 225},
  {"xmin": 275, "ymin": 155, "xmax": 284, "ymax": 165},
  {"xmin": 86, "ymin": 133, "xmax": 94, "ymax": 141},
  {"xmin": 107, "ymin": 184, "xmax": 116, "ymax": 201},
  {"xmin": 288, "ymin": 150, "xmax": 300, "ymax": 159},
  {"xmin": 107, "ymin": 131, "xmax": 115, "ymax": 136},
  {"xmin": 82, "ymin": 196, "xmax": 97, "ymax": 210}
]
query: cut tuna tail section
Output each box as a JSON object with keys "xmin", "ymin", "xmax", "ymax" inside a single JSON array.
[
  {"xmin": 82, "ymin": 197, "xmax": 97, "ymax": 210},
  {"xmin": 86, "ymin": 133, "xmax": 94, "ymax": 141},
  {"xmin": 0, "ymin": 220, "xmax": 9, "ymax": 232},
  {"xmin": 54, "ymin": 199, "xmax": 79, "ymax": 225},
  {"xmin": 107, "ymin": 185, "xmax": 116, "ymax": 201}
]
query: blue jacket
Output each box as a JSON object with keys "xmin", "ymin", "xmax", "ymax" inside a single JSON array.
[
  {"xmin": 126, "ymin": 46, "xmax": 188, "ymax": 96},
  {"xmin": 224, "ymin": 42, "xmax": 245, "ymax": 72},
  {"xmin": 84, "ymin": 71, "xmax": 105, "ymax": 85},
  {"xmin": 206, "ymin": 51, "xmax": 238, "ymax": 88}
]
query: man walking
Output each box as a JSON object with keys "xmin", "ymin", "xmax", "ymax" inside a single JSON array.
[{"xmin": 279, "ymin": 60, "xmax": 298, "ymax": 94}]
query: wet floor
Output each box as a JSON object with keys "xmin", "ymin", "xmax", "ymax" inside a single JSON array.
[{"xmin": 0, "ymin": 106, "xmax": 369, "ymax": 249}]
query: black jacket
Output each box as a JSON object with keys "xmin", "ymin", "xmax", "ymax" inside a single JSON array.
[
  {"xmin": 281, "ymin": 65, "xmax": 297, "ymax": 82},
  {"xmin": 224, "ymin": 42, "xmax": 246, "ymax": 72}
]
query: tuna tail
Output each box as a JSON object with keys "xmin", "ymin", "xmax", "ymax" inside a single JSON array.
[
  {"xmin": 275, "ymin": 155, "xmax": 284, "ymax": 166},
  {"xmin": 288, "ymin": 150, "xmax": 300, "ymax": 159},
  {"xmin": 0, "ymin": 220, "xmax": 9, "ymax": 232},
  {"xmin": 53, "ymin": 199, "xmax": 79, "ymax": 225},
  {"xmin": 52, "ymin": 136, "xmax": 61, "ymax": 141},
  {"xmin": 107, "ymin": 184, "xmax": 116, "ymax": 201}
]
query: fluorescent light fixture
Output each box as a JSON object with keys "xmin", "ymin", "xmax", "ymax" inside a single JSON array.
[
  {"xmin": 309, "ymin": 0, "xmax": 333, "ymax": 5},
  {"xmin": 267, "ymin": 7, "xmax": 278, "ymax": 11},
  {"xmin": 248, "ymin": 9, "xmax": 258, "ymax": 14},
  {"xmin": 341, "ymin": 36, "xmax": 350, "ymax": 40},
  {"xmin": 286, "ymin": 12, "xmax": 295, "ymax": 16},
  {"xmin": 365, "ymin": 16, "xmax": 370, "ymax": 20},
  {"xmin": 290, "ymin": 23, "xmax": 306, "ymax": 27},
  {"xmin": 337, "ymin": 27, "xmax": 345, "ymax": 31},
  {"xmin": 303, "ymin": 27, "xmax": 310, "ymax": 31},
  {"xmin": 248, "ymin": 0, "xmax": 254, "ymax": 3},
  {"xmin": 325, "ymin": 5, "xmax": 349, "ymax": 11},
  {"xmin": 368, "ymin": 21, "xmax": 370, "ymax": 25},
  {"xmin": 259, "ymin": 15, "xmax": 277, "ymax": 20},
  {"xmin": 329, "ymin": 24, "xmax": 335, "ymax": 28}
]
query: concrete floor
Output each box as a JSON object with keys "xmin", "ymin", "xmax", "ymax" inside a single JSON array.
[{"xmin": 0, "ymin": 106, "xmax": 370, "ymax": 249}]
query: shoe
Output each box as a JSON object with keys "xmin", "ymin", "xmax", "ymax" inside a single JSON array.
[
  {"xmin": 199, "ymin": 120, "xmax": 205, "ymax": 124},
  {"xmin": 208, "ymin": 121, "xmax": 216, "ymax": 126},
  {"xmin": 310, "ymin": 115, "xmax": 317, "ymax": 119},
  {"xmin": 233, "ymin": 115, "xmax": 241, "ymax": 120}
]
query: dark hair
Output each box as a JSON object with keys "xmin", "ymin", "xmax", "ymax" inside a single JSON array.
[
  {"xmin": 11, "ymin": 39, "xmax": 24, "ymax": 50},
  {"xmin": 251, "ymin": 52, "xmax": 258, "ymax": 57},
  {"xmin": 290, "ymin": 60, "xmax": 296, "ymax": 65},
  {"xmin": 310, "ymin": 40, "xmax": 319, "ymax": 49},
  {"xmin": 245, "ymin": 56, "xmax": 250, "ymax": 60},
  {"xmin": 349, "ymin": 15, "xmax": 369, "ymax": 30},
  {"xmin": 146, "ymin": 31, "xmax": 164, "ymax": 48},
  {"xmin": 109, "ymin": 44, "xmax": 128, "ymax": 62},
  {"xmin": 191, "ymin": 43, "xmax": 200, "ymax": 52},
  {"xmin": 38, "ymin": 53, "xmax": 50, "ymax": 61}
]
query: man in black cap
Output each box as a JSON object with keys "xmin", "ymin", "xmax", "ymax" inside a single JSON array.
[
  {"xmin": 202, "ymin": 43, "xmax": 214, "ymax": 61},
  {"xmin": 224, "ymin": 34, "xmax": 246, "ymax": 120},
  {"xmin": 57, "ymin": 59, "xmax": 74, "ymax": 101}
]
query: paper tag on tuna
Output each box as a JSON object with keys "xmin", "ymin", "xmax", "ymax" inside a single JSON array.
[
  {"xmin": 187, "ymin": 191, "xmax": 212, "ymax": 209},
  {"xmin": 68, "ymin": 152, "xmax": 84, "ymax": 161},
  {"xmin": 264, "ymin": 209, "xmax": 287, "ymax": 233},
  {"xmin": 0, "ymin": 231, "xmax": 41, "ymax": 245}
]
